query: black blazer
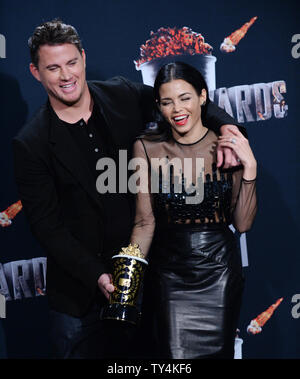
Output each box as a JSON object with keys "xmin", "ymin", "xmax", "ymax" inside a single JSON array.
[{"xmin": 13, "ymin": 76, "xmax": 243, "ymax": 317}]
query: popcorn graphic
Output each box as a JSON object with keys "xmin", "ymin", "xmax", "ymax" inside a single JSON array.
[
  {"xmin": 134, "ymin": 26, "xmax": 216, "ymax": 91},
  {"xmin": 247, "ymin": 297, "xmax": 283, "ymax": 335},
  {"xmin": 0, "ymin": 200, "xmax": 22, "ymax": 227},
  {"xmin": 220, "ymin": 16, "xmax": 257, "ymax": 53}
]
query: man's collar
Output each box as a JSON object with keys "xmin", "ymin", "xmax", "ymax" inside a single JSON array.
[{"xmin": 46, "ymin": 91, "xmax": 96, "ymax": 128}]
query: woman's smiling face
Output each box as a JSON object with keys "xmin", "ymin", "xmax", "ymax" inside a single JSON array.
[{"xmin": 158, "ymin": 79, "xmax": 206, "ymax": 140}]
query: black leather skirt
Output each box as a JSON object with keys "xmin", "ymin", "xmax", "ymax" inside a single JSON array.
[{"xmin": 141, "ymin": 224, "xmax": 245, "ymax": 359}]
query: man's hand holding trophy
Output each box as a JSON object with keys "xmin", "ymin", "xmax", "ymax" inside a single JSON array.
[{"xmin": 100, "ymin": 243, "xmax": 148, "ymax": 325}]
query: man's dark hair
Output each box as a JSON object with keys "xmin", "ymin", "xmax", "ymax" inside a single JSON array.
[{"xmin": 28, "ymin": 19, "xmax": 83, "ymax": 67}]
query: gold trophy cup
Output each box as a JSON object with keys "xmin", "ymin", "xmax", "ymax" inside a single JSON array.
[{"xmin": 100, "ymin": 244, "xmax": 148, "ymax": 325}]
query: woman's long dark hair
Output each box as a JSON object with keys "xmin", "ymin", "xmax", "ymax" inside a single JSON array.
[{"xmin": 140, "ymin": 61, "xmax": 210, "ymax": 142}]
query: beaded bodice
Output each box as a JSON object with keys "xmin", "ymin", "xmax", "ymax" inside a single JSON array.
[{"xmin": 153, "ymin": 162, "xmax": 233, "ymax": 225}]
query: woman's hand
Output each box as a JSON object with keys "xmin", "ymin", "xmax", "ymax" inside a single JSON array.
[
  {"xmin": 217, "ymin": 125, "xmax": 244, "ymax": 168},
  {"xmin": 98, "ymin": 273, "xmax": 114, "ymax": 300},
  {"xmin": 218, "ymin": 126, "xmax": 257, "ymax": 180}
]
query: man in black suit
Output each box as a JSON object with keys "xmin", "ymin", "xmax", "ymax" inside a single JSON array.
[{"xmin": 13, "ymin": 19, "xmax": 243, "ymax": 358}]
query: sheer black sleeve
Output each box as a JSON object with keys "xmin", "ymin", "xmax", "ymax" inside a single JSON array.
[
  {"xmin": 231, "ymin": 169, "xmax": 257, "ymax": 233},
  {"xmin": 129, "ymin": 139, "xmax": 156, "ymax": 257}
]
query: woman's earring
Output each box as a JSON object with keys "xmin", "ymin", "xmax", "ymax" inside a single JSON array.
[{"xmin": 201, "ymin": 100, "xmax": 206, "ymax": 107}]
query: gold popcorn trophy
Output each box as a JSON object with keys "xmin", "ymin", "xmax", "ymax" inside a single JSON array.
[{"xmin": 100, "ymin": 243, "xmax": 148, "ymax": 325}]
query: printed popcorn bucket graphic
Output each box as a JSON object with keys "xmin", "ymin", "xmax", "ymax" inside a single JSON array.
[
  {"xmin": 135, "ymin": 27, "xmax": 217, "ymax": 91},
  {"xmin": 137, "ymin": 54, "xmax": 217, "ymax": 91}
]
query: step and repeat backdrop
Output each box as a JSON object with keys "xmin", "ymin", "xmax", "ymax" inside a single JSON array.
[{"xmin": 0, "ymin": 0, "xmax": 299, "ymax": 358}]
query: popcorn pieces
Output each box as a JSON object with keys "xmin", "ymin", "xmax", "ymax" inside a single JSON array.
[
  {"xmin": 134, "ymin": 26, "xmax": 213, "ymax": 68},
  {"xmin": 247, "ymin": 319, "xmax": 262, "ymax": 335},
  {"xmin": 0, "ymin": 212, "xmax": 12, "ymax": 227},
  {"xmin": 118, "ymin": 243, "xmax": 145, "ymax": 259}
]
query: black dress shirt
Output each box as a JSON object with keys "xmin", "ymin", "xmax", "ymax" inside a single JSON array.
[{"xmin": 55, "ymin": 104, "xmax": 133, "ymax": 259}]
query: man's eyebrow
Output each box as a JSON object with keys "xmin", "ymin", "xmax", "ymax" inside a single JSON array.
[
  {"xmin": 46, "ymin": 58, "xmax": 78, "ymax": 69},
  {"xmin": 67, "ymin": 57, "xmax": 78, "ymax": 63},
  {"xmin": 46, "ymin": 63, "xmax": 59, "ymax": 69}
]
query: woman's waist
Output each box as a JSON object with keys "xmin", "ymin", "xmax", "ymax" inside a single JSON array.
[
  {"xmin": 153, "ymin": 222, "xmax": 234, "ymax": 247},
  {"xmin": 149, "ymin": 223, "xmax": 238, "ymax": 269},
  {"xmin": 155, "ymin": 221, "xmax": 230, "ymax": 234}
]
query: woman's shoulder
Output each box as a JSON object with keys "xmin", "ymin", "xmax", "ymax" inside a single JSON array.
[
  {"xmin": 134, "ymin": 137, "xmax": 170, "ymax": 159},
  {"xmin": 134, "ymin": 136, "xmax": 166, "ymax": 148}
]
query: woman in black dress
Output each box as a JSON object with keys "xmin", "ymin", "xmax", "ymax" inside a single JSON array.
[{"xmin": 130, "ymin": 62, "xmax": 257, "ymax": 359}]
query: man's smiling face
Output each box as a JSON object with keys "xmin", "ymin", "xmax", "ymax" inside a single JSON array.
[{"xmin": 30, "ymin": 43, "xmax": 87, "ymax": 106}]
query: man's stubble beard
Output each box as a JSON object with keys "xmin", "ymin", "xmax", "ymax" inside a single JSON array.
[{"xmin": 48, "ymin": 86, "xmax": 85, "ymax": 107}]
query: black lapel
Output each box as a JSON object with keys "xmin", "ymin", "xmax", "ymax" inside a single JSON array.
[
  {"xmin": 88, "ymin": 82, "xmax": 130, "ymax": 150},
  {"xmin": 88, "ymin": 83, "xmax": 119, "ymax": 146},
  {"xmin": 47, "ymin": 104, "xmax": 104, "ymax": 212}
]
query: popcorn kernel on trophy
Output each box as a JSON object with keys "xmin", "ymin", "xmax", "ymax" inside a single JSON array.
[{"xmin": 100, "ymin": 243, "xmax": 148, "ymax": 325}]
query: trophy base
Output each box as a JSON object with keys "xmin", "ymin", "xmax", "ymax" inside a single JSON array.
[{"xmin": 100, "ymin": 304, "xmax": 140, "ymax": 325}]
